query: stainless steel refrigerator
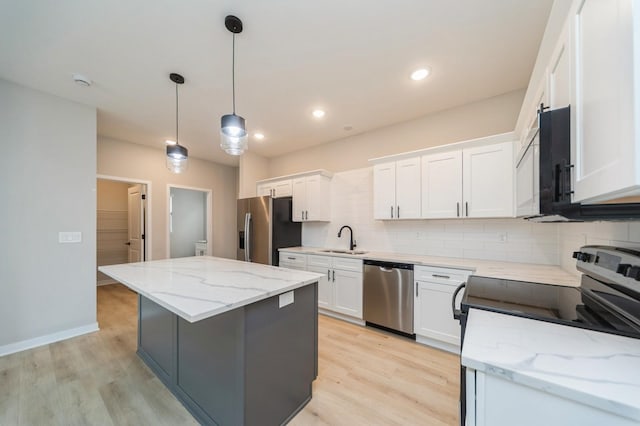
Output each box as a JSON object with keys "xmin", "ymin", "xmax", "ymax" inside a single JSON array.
[{"xmin": 237, "ymin": 196, "xmax": 302, "ymax": 266}]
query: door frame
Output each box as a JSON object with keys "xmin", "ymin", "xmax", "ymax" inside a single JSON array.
[
  {"xmin": 166, "ymin": 184, "xmax": 213, "ymax": 259},
  {"xmin": 97, "ymin": 174, "xmax": 152, "ymax": 261}
]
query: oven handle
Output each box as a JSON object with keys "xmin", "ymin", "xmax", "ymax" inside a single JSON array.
[{"xmin": 452, "ymin": 282, "xmax": 466, "ymax": 320}]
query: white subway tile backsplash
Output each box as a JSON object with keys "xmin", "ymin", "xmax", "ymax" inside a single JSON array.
[{"xmin": 302, "ymin": 168, "xmax": 640, "ymax": 269}]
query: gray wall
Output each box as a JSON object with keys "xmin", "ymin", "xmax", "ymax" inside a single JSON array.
[
  {"xmin": 97, "ymin": 136, "xmax": 238, "ymax": 260},
  {"xmin": 0, "ymin": 79, "xmax": 97, "ymax": 348},
  {"xmin": 170, "ymin": 187, "xmax": 207, "ymax": 258}
]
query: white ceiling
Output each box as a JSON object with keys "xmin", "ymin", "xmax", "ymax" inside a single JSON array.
[{"xmin": 0, "ymin": 0, "xmax": 553, "ymax": 167}]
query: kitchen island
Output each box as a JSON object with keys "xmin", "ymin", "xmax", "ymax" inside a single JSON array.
[{"xmin": 99, "ymin": 256, "xmax": 323, "ymax": 426}]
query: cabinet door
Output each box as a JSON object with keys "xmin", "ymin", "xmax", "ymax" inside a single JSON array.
[
  {"xmin": 463, "ymin": 142, "xmax": 514, "ymax": 218},
  {"xmin": 273, "ymin": 180, "xmax": 292, "ymax": 198},
  {"xmin": 414, "ymin": 281, "xmax": 461, "ymax": 346},
  {"xmin": 257, "ymin": 183, "xmax": 273, "ymax": 197},
  {"xmin": 373, "ymin": 162, "xmax": 396, "ymax": 219},
  {"xmin": 395, "ymin": 157, "xmax": 421, "ymax": 219},
  {"xmin": 421, "ymin": 150, "xmax": 463, "ymax": 218},
  {"xmin": 548, "ymin": 24, "xmax": 571, "ymax": 110},
  {"xmin": 291, "ymin": 178, "xmax": 306, "ymax": 222},
  {"xmin": 572, "ymin": 0, "xmax": 638, "ymax": 202},
  {"xmin": 304, "ymin": 175, "xmax": 330, "ymax": 221},
  {"xmin": 332, "ymin": 270, "xmax": 363, "ymax": 319},
  {"xmin": 308, "ymin": 264, "xmax": 332, "ymax": 310}
]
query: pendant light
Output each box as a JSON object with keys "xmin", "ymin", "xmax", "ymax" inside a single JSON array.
[
  {"xmin": 167, "ymin": 73, "xmax": 188, "ymax": 173},
  {"xmin": 220, "ymin": 15, "xmax": 248, "ymax": 156}
]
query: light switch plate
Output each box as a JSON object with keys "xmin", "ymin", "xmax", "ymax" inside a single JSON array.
[
  {"xmin": 279, "ymin": 291, "xmax": 294, "ymax": 308},
  {"xmin": 59, "ymin": 231, "xmax": 82, "ymax": 243}
]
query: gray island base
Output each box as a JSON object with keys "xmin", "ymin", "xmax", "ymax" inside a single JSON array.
[{"xmin": 137, "ymin": 283, "xmax": 318, "ymax": 426}]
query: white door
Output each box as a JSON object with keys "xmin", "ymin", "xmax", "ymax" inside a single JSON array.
[
  {"xmin": 548, "ymin": 24, "xmax": 571, "ymax": 110},
  {"xmin": 373, "ymin": 162, "xmax": 396, "ymax": 219},
  {"xmin": 395, "ymin": 157, "xmax": 421, "ymax": 219},
  {"xmin": 421, "ymin": 150, "xmax": 463, "ymax": 218},
  {"xmin": 127, "ymin": 184, "xmax": 144, "ymax": 262},
  {"xmin": 463, "ymin": 142, "xmax": 514, "ymax": 218},
  {"xmin": 332, "ymin": 269, "xmax": 363, "ymax": 319},
  {"xmin": 256, "ymin": 183, "xmax": 273, "ymax": 197},
  {"xmin": 273, "ymin": 180, "xmax": 293, "ymax": 198},
  {"xmin": 304, "ymin": 175, "xmax": 323, "ymax": 221},
  {"xmin": 292, "ymin": 177, "xmax": 306, "ymax": 222}
]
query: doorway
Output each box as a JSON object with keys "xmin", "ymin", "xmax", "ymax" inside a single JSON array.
[
  {"xmin": 167, "ymin": 185, "xmax": 212, "ymax": 258},
  {"xmin": 96, "ymin": 176, "xmax": 150, "ymax": 286}
]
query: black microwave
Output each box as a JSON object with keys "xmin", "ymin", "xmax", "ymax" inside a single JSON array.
[{"xmin": 531, "ymin": 105, "xmax": 640, "ymax": 221}]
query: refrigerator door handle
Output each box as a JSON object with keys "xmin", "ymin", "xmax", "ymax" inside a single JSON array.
[{"xmin": 244, "ymin": 212, "xmax": 252, "ymax": 262}]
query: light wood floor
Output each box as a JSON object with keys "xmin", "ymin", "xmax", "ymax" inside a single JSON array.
[{"xmin": 0, "ymin": 284, "xmax": 460, "ymax": 425}]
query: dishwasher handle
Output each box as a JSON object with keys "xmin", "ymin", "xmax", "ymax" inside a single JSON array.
[{"xmin": 452, "ymin": 282, "xmax": 466, "ymax": 321}]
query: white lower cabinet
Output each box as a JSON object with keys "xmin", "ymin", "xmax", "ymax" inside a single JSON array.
[
  {"xmin": 467, "ymin": 369, "xmax": 637, "ymax": 426},
  {"xmin": 280, "ymin": 251, "xmax": 363, "ymax": 320},
  {"xmin": 414, "ymin": 265, "xmax": 471, "ymax": 353},
  {"xmin": 308, "ymin": 254, "xmax": 363, "ymax": 319}
]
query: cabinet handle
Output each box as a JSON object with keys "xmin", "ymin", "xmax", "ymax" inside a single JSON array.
[
  {"xmin": 301, "ymin": 210, "xmax": 305, "ymax": 220},
  {"xmin": 287, "ymin": 257, "xmax": 295, "ymax": 260},
  {"xmin": 432, "ymin": 274, "xmax": 451, "ymax": 279},
  {"xmin": 456, "ymin": 202, "xmax": 460, "ymax": 217},
  {"xmin": 332, "ymin": 270, "xmax": 335, "ymax": 282},
  {"xmin": 327, "ymin": 269, "xmax": 330, "ymax": 280},
  {"xmin": 465, "ymin": 202, "xmax": 469, "ymax": 217},
  {"xmin": 416, "ymin": 284, "xmax": 418, "ymax": 297},
  {"xmin": 390, "ymin": 206, "xmax": 394, "ymax": 218},
  {"xmin": 397, "ymin": 205, "xmax": 400, "ymax": 218},
  {"xmin": 305, "ymin": 210, "xmax": 308, "ymax": 220}
]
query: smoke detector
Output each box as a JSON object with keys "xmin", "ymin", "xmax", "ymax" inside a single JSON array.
[{"xmin": 72, "ymin": 73, "xmax": 92, "ymax": 87}]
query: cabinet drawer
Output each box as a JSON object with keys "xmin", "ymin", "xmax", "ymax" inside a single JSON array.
[
  {"xmin": 414, "ymin": 265, "xmax": 472, "ymax": 284},
  {"xmin": 331, "ymin": 257, "xmax": 363, "ymax": 272},
  {"xmin": 279, "ymin": 252, "xmax": 307, "ymax": 269},
  {"xmin": 307, "ymin": 254, "xmax": 331, "ymax": 268}
]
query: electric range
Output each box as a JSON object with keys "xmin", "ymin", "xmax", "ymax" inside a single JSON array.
[{"xmin": 453, "ymin": 245, "xmax": 640, "ymax": 425}]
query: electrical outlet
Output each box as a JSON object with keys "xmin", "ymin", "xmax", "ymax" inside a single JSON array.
[
  {"xmin": 59, "ymin": 231, "xmax": 82, "ymax": 243},
  {"xmin": 498, "ymin": 232, "xmax": 508, "ymax": 243}
]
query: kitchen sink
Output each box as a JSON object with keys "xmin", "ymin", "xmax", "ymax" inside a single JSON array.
[{"xmin": 319, "ymin": 249, "xmax": 367, "ymax": 255}]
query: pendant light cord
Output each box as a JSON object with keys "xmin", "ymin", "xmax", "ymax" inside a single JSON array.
[
  {"xmin": 175, "ymin": 82, "xmax": 179, "ymax": 144},
  {"xmin": 232, "ymin": 33, "xmax": 236, "ymax": 114}
]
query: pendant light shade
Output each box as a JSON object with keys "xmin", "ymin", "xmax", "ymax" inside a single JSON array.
[
  {"xmin": 220, "ymin": 113, "xmax": 248, "ymax": 155},
  {"xmin": 220, "ymin": 15, "xmax": 247, "ymax": 156},
  {"xmin": 167, "ymin": 73, "xmax": 188, "ymax": 173}
]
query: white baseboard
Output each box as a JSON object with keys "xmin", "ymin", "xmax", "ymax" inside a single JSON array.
[
  {"xmin": 0, "ymin": 322, "xmax": 100, "ymax": 357},
  {"xmin": 319, "ymin": 309, "xmax": 365, "ymax": 326},
  {"xmin": 416, "ymin": 335, "xmax": 460, "ymax": 354}
]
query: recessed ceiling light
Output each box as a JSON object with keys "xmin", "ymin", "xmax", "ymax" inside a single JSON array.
[
  {"xmin": 254, "ymin": 133, "xmax": 265, "ymax": 140},
  {"xmin": 165, "ymin": 139, "xmax": 177, "ymax": 145},
  {"xmin": 410, "ymin": 68, "xmax": 431, "ymax": 81},
  {"xmin": 312, "ymin": 109, "xmax": 326, "ymax": 119}
]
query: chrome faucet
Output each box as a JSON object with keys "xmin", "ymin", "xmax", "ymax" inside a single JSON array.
[{"xmin": 338, "ymin": 225, "xmax": 356, "ymax": 251}]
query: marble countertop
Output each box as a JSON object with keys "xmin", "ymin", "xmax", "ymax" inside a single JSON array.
[
  {"xmin": 99, "ymin": 256, "xmax": 324, "ymax": 323},
  {"xmin": 462, "ymin": 309, "xmax": 640, "ymax": 421},
  {"xmin": 279, "ymin": 246, "xmax": 580, "ymax": 286}
]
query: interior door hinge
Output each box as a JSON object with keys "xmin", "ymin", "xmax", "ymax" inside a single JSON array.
[
  {"xmin": 141, "ymin": 194, "xmax": 146, "ymax": 200},
  {"xmin": 141, "ymin": 234, "xmax": 145, "ymax": 240}
]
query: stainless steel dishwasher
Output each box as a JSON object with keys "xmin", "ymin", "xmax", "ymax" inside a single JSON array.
[{"xmin": 363, "ymin": 260, "xmax": 415, "ymax": 336}]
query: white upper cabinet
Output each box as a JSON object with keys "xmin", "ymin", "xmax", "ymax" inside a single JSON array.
[
  {"xmin": 421, "ymin": 150, "xmax": 463, "ymax": 218},
  {"xmin": 373, "ymin": 157, "xmax": 421, "ymax": 220},
  {"xmin": 463, "ymin": 142, "xmax": 514, "ymax": 218},
  {"xmin": 292, "ymin": 173, "xmax": 331, "ymax": 222},
  {"xmin": 257, "ymin": 179, "xmax": 292, "ymax": 198},
  {"xmin": 421, "ymin": 141, "xmax": 514, "ymax": 219},
  {"xmin": 571, "ymin": 0, "xmax": 640, "ymax": 202}
]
